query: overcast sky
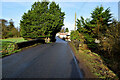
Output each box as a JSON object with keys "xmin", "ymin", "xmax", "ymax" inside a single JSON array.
[{"xmin": 0, "ymin": 0, "xmax": 119, "ymax": 30}]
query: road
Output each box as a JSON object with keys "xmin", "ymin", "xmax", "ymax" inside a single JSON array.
[{"xmin": 2, "ymin": 37, "xmax": 83, "ymax": 78}]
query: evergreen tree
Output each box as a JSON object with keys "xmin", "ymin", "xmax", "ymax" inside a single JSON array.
[
  {"xmin": 20, "ymin": 1, "xmax": 65, "ymax": 41},
  {"xmin": 90, "ymin": 6, "xmax": 112, "ymax": 35},
  {"xmin": 76, "ymin": 6, "xmax": 112, "ymax": 49}
]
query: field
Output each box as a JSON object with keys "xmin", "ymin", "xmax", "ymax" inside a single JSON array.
[
  {"xmin": 0, "ymin": 37, "xmax": 27, "ymax": 57},
  {"xmin": 1, "ymin": 37, "xmax": 27, "ymax": 43}
]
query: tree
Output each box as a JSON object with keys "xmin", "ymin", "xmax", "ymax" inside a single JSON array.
[
  {"xmin": 7, "ymin": 19, "xmax": 19, "ymax": 37},
  {"xmin": 8, "ymin": 19, "xmax": 14, "ymax": 30},
  {"xmin": 20, "ymin": 1, "xmax": 65, "ymax": 41},
  {"xmin": 76, "ymin": 6, "xmax": 112, "ymax": 50},
  {"xmin": 99, "ymin": 19, "xmax": 120, "ymax": 77},
  {"xmin": 1, "ymin": 19, "xmax": 8, "ymax": 39},
  {"xmin": 20, "ymin": 1, "xmax": 49, "ymax": 39},
  {"xmin": 100, "ymin": 19, "xmax": 120, "ymax": 56},
  {"xmin": 1, "ymin": 19, "xmax": 20, "ymax": 38},
  {"xmin": 49, "ymin": 1, "xmax": 65, "ymax": 41},
  {"xmin": 65, "ymin": 28, "xmax": 69, "ymax": 32},
  {"xmin": 7, "ymin": 19, "xmax": 15, "ymax": 37},
  {"xmin": 60, "ymin": 27, "xmax": 65, "ymax": 33},
  {"xmin": 90, "ymin": 6, "xmax": 112, "ymax": 35},
  {"xmin": 76, "ymin": 5, "xmax": 120, "ymax": 78},
  {"xmin": 70, "ymin": 30, "xmax": 81, "ymax": 41}
]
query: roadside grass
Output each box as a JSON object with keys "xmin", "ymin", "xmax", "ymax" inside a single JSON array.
[
  {"xmin": 69, "ymin": 41, "xmax": 118, "ymax": 79},
  {"xmin": 0, "ymin": 37, "xmax": 27, "ymax": 57}
]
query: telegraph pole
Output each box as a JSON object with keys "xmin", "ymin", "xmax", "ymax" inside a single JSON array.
[{"xmin": 75, "ymin": 12, "xmax": 76, "ymax": 31}]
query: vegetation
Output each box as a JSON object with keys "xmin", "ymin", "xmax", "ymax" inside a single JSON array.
[
  {"xmin": 60, "ymin": 27, "xmax": 69, "ymax": 33},
  {"xmin": 71, "ymin": 5, "xmax": 120, "ymax": 78},
  {"xmin": 0, "ymin": 38, "xmax": 27, "ymax": 57},
  {"xmin": 76, "ymin": 6, "xmax": 112, "ymax": 50},
  {"xmin": 1, "ymin": 0, "xmax": 65, "ymax": 57},
  {"xmin": 1, "ymin": 37, "xmax": 27, "ymax": 43},
  {"xmin": 70, "ymin": 30, "xmax": 81, "ymax": 41},
  {"xmin": 65, "ymin": 28, "xmax": 69, "ymax": 32},
  {"xmin": 60, "ymin": 27, "xmax": 65, "ymax": 33},
  {"xmin": 69, "ymin": 41, "xmax": 118, "ymax": 79},
  {"xmin": 0, "ymin": 19, "xmax": 21, "ymax": 57},
  {"xmin": 20, "ymin": 1, "xmax": 65, "ymax": 42},
  {"xmin": 0, "ymin": 19, "xmax": 20, "ymax": 39}
]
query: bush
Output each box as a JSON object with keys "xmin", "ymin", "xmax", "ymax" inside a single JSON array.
[
  {"xmin": 70, "ymin": 30, "xmax": 85, "ymax": 42},
  {"xmin": 2, "ymin": 41, "xmax": 17, "ymax": 57}
]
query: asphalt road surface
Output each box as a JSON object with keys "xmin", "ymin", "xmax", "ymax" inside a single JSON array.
[{"xmin": 2, "ymin": 37, "xmax": 83, "ymax": 78}]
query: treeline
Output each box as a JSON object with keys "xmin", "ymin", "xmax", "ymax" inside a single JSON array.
[
  {"xmin": 0, "ymin": 19, "xmax": 20, "ymax": 39},
  {"xmin": 71, "ymin": 6, "xmax": 120, "ymax": 78}
]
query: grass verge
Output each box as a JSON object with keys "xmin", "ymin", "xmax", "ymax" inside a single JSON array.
[{"xmin": 68, "ymin": 41, "xmax": 118, "ymax": 79}]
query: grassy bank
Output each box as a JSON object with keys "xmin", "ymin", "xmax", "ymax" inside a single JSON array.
[
  {"xmin": 69, "ymin": 41, "xmax": 118, "ymax": 79},
  {"xmin": 0, "ymin": 37, "xmax": 27, "ymax": 57}
]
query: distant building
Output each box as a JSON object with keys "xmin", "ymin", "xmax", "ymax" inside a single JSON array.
[
  {"xmin": 59, "ymin": 33, "xmax": 67, "ymax": 38},
  {"xmin": 56, "ymin": 32, "xmax": 71, "ymax": 41}
]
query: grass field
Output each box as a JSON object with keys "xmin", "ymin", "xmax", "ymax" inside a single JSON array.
[
  {"xmin": 0, "ymin": 37, "xmax": 27, "ymax": 57},
  {"xmin": 1, "ymin": 37, "xmax": 27, "ymax": 43}
]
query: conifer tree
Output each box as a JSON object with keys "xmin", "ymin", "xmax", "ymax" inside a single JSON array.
[{"xmin": 20, "ymin": 1, "xmax": 65, "ymax": 41}]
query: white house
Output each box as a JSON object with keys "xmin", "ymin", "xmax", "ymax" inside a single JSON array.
[{"xmin": 56, "ymin": 32, "xmax": 71, "ymax": 41}]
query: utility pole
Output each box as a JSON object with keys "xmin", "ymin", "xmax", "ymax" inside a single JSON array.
[{"xmin": 75, "ymin": 12, "xmax": 76, "ymax": 31}]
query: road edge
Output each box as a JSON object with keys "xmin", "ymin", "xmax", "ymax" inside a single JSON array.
[{"xmin": 67, "ymin": 42, "xmax": 83, "ymax": 78}]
